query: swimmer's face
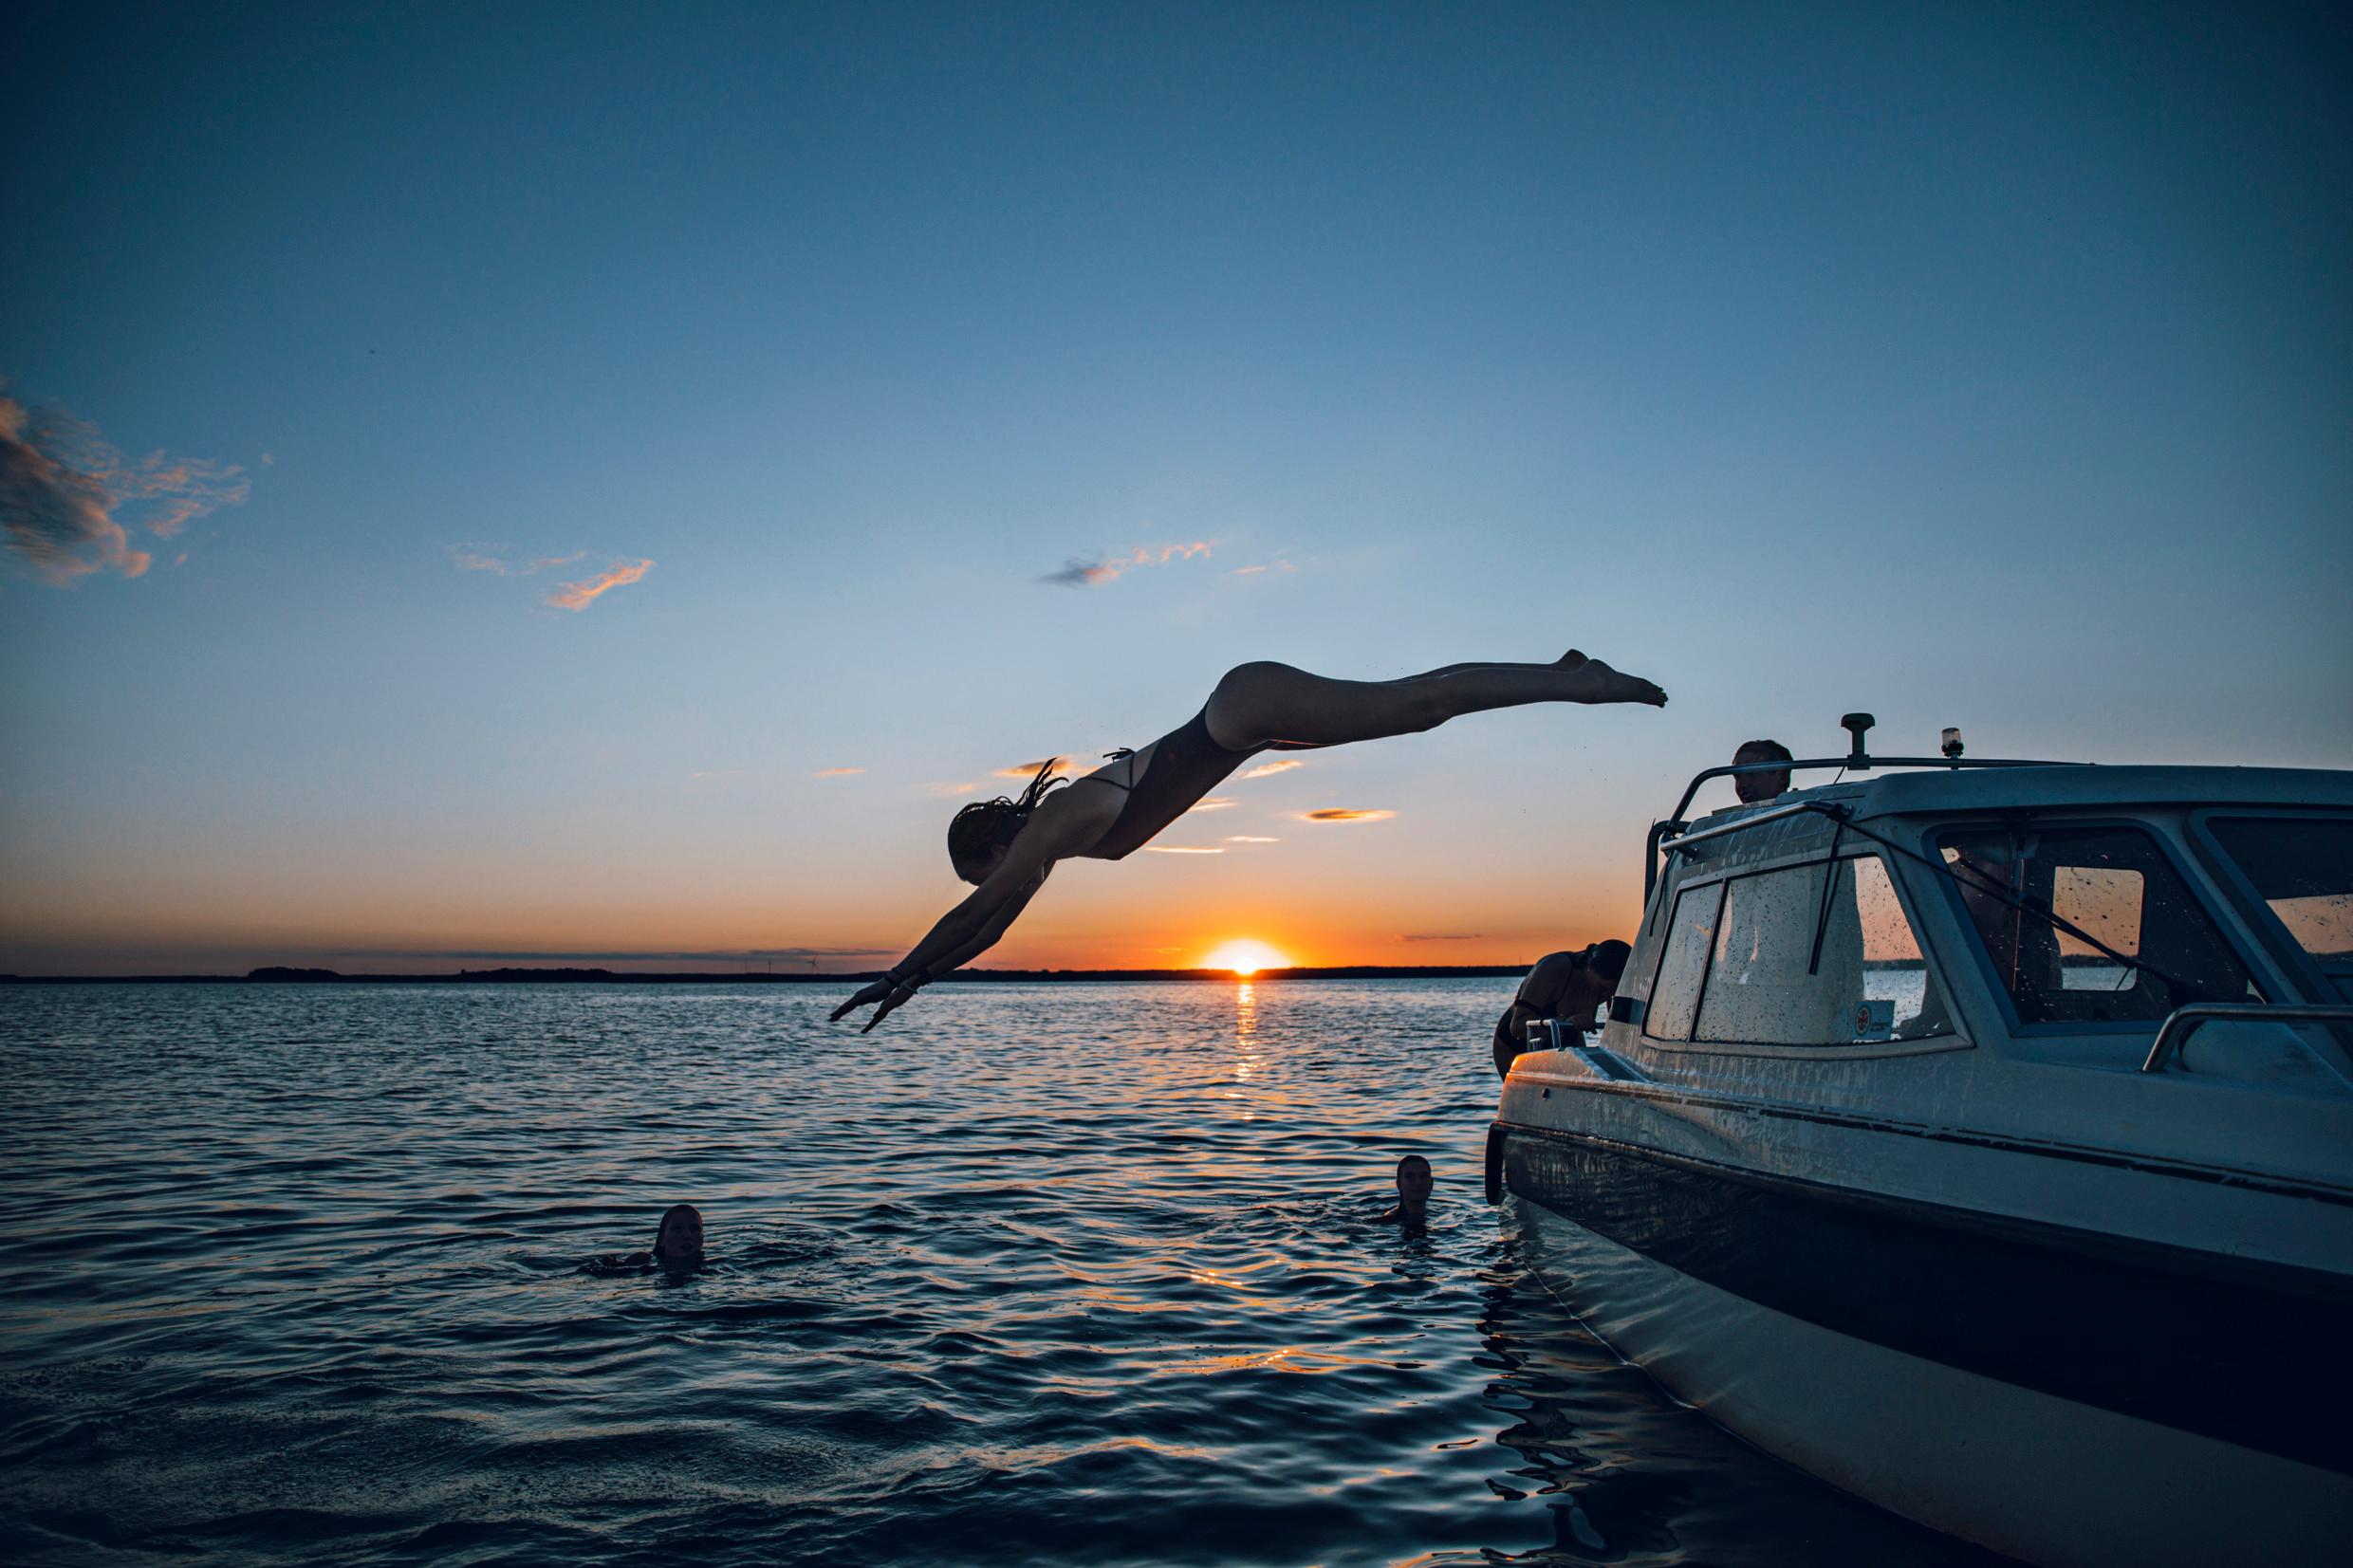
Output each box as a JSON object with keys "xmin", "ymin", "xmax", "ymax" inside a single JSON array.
[
  {"xmin": 1396, "ymin": 1160, "xmax": 1433, "ymax": 1204},
  {"xmin": 654, "ymin": 1206, "xmax": 704, "ymax": 1264}
]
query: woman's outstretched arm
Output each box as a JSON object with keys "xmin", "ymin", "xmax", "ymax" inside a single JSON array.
[{"xmin": 831, "ymin": 793, "xmax": 1100, "ymax": 1030}]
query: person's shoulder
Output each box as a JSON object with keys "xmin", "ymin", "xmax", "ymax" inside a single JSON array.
[{"xmin": 1519, "ymin": 950, "xmax": 1578, "ymax": 997}]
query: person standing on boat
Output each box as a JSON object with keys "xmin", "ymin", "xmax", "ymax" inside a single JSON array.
[
  {"xmin": 1491, "ymin": 940, "xmax": 1632, "ymax": 1078},
  {"xmin": 1731, "ymin": 738, "xmax": 1792, "ymax": 803},
  {"xmin": 831, "ymin": 653, "xmax": 1668, "ymax": 1031}
]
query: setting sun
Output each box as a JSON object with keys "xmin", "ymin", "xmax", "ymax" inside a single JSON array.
[{"xmin": 1201, "ymin": 939, "xmax": 1292, "ymax": 976}]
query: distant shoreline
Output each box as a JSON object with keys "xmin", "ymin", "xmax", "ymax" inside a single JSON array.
[{"xmin": 0, "ymin": 964, "xmax": 1529, "ymax": 986}]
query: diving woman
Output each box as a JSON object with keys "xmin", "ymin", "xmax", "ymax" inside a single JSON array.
[{"xmin": 831, "ymin": 653, "xmax": 1665, "ymax": 1030}]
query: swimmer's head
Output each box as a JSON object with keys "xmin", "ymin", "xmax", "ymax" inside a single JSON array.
[
  {"xmin": 948, "ymin": 762, "xmax": 1066, "ymax": 884},
  {"xmin": 651, "ymin": 1204, "xmax": 704, "ymax": 1266},
  {"xmin": 1732, "ymin": 739, "xmax": 1793, "ymax": 803},
  {"xmin": 1395, "ymin": 1154, "xmax": 1433, "ymax": 1208}
]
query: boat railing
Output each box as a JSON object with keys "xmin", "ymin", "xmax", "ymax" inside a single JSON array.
[
  {"xmin": 1646, "ymin": 714, "xmax": 2086, "ymax": 898},
  {"xmin": 2140, "ymin": 1003, "xmax": 2353, "ymax": 1075}
]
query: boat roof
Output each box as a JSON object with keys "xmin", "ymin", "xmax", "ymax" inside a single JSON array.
[{"xmin": 1843, "ymin": 764, "xmax": 2353, "ymax": 821}]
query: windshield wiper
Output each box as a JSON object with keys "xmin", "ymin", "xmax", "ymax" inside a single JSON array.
[{"xmin": 1802, "ymin": 803, "xmax": 2226, "ymax": 1009}]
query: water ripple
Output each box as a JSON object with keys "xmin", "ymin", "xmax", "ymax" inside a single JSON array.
[{"xmin": 0, "ymin": 981, "xmax": 1990, "ymax": 1565}]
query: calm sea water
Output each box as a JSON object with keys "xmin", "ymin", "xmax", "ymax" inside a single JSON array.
[{"xmin": 0, "ymin": 981, "xmax": 1992, "ymax": 1566}]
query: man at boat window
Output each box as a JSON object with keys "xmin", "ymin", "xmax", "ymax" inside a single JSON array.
[
  {"xmin": 1732, "ymin": 738, "xmax": 1792, "ymax": 804},
  {"xmin": 1492, "ymin": 940, "xmax": 1632, "ymax": 1077}
]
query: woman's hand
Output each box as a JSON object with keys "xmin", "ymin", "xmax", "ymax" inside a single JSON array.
[{"xmin": 830, "ymin": 976, "xmax": 915, "ymax": 1031}]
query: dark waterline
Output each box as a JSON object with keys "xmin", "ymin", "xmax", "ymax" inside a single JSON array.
[{"xmin": 0, "ymin": 982, "xmax": 1992, "ymax": 1565}]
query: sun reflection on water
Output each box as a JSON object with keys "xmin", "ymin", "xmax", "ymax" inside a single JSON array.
[{"xmin": 1232, "ymin": 981, "xmax": 1263, "ymax": 1100}]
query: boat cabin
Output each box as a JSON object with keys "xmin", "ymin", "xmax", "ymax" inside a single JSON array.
[{"xmin": 1604, "ymin": 725, "xmax": 2353, "ymax": 1088}]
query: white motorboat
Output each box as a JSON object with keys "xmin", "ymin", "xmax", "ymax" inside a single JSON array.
[{"xmin": 1487, "ymin": 717, "xmax": 2353, "ymax": 1566}]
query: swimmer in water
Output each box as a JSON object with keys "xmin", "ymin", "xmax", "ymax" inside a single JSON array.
[
  {"xmin": 590, "ymin": 1203, "xmax": 705, "ymax": 1272},
  {"xmin": 1381, "ymin": 1154, "xmax": 1434, "ymax": 1228},
  {"xmin": 833, "ymin": 653, "xmax": 1666, "ymax": 1031}
]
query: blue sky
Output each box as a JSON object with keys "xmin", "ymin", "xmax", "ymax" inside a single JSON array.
[{"xmin": 3, "ymin": 2, "xmax": 2347, "ymax": 973}]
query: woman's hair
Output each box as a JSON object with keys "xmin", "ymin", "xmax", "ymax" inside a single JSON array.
[{"xmin": 948, "ymin": 760, "xmax": 1068, "ymax": 869}]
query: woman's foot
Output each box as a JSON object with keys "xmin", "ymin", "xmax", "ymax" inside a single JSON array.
[{"xmin": 1557, "ymin": 653, "xmax": 1666, "ymax": 707}]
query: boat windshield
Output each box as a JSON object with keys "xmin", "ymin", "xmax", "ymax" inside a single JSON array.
[
  {"xmin": 2208, "ymin": 817, "xmax": 2353, "ymax": 1002},
  {"xmin": 1937, "ymin": 823, "xmax": 2260, "ymax": 1027}
]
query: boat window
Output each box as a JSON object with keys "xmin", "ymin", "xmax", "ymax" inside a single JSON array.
[
  {"xmin": 1646, "ymin": 858, "xmax": 1947, "ymax": 1045},
  {"xmin": 1647, "ymin": 880, "xmax": 1723, "ymax": 1042},
  {"xmin": 1689, "ymin": 856, "xmax": 1950, "ymax": 1045},
  {"xmin": 2208, "ymin": 817, "xmax": 2353, "ymax": 1002},
  {"xmin": 1938, "ymin": 824, "xmax": 2259, "ymax": 1026}
]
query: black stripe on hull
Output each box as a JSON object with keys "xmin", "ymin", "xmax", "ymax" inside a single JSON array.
[{"xmin": 1500, "ymin": 1121, "xmax": 2353, "ymax": 1476}]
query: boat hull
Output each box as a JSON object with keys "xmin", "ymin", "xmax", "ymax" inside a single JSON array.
[{"xmin": 1503, "ymin": 1124, "xmax": 2353, "ymax": 1567}]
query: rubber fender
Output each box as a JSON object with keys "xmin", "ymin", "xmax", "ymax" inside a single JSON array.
[{"xmin": 1484, "ymin": 1123, "xmax": 1505, "ymax": 1205}]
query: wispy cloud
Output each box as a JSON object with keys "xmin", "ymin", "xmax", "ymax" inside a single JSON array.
[
  {"xmin": 815, "ymin": 766, "xmax": 865, "ymax": 779},
  {"xmin": 996, "ymin": 757, "xmax": 1067, "ymax": 778},
  {"xmin": 452, "ymin": 545, "xmax": 591, "ymax": 579},
  {"xmin": 1302, "ymin": 808, "xmax": 1396, "ymax": 823},
  {"xmin": 1230, "ymin": 560, "xmax": 1296, "ymax": 579},
  {"xmin": 1040, "ymin": 540, "xmax": 1213, "ymax": 588},
  {"xmin": 547, "ymin": 558, "xmax": 655, "ymax": 611},
  {"xmin": 1143, "ymin": 845, "xmax": 1223, "ymax": 854},
  {"xmin": 1240, "ymin": 758, "xmax": 1302, "ymax": 779},
  {"xmin": 687, "ymin": 768, "xmax": 746, "ymax": 782},
  {"xmin": 1186, "ymin": 796, "xmax": 1235, "ymax": 812},
  {"xmin": 1, "ymin": 392, "xmax": 250, "ymax": 583},
  {"xmin": 925, "ymin": 781, "xmax": 979, "ymax": 797},
  {"xmin": 1226, "ymin": 835, "xmax": 1280, "ymax": 843},
  {"xmin": 1402, "ymin": 932, "xmax": 1482, "ymax": 942}
]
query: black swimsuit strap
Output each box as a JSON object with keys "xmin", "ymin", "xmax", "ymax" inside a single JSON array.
[{"xmin": 1086, "ymin": 710, "xmax": 1259, "ymax": 859}]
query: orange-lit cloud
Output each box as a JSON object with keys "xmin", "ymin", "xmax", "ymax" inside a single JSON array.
[
  {"xmin": 1186, "ymin": 796, "xmax": 1234, "ymax": 812},
  {"xmin": 1402, "ymin": 932, "xmax": 1482, "ymax": 942},
  {"xmin": 815, "ymin": 766, "xmax": 865, "ymax": 779},
  {"xmin": 1227, "ymin": 835, "xmax": 1280, "ymax": 843},
  {"xmin": 1040, "ymin": 540, "xmax": 1213, "ymax": 587},
  {"xmin": 1302, "ymin": 808, "xmax": 1396, "ymax": 822},
  {"xmin": 453, "ymin": 550, "xmax": 510, "ymax": 574},
  {"xmin": 1, "ymin": 392, "xmax": 250, "ymax": 582},
  {"xmin": 1240, "ymin": 759, "xmax": 1302, "ymax": 779},
  {"xmin": 997, "ymin": 757, "xmax": 1067, "ymax": 778},
  {"xmin": 1143, "ymin": 845, "xmax": 1223, "ymax": 854},
  {"xmin": 547, "ymin": 557, "xmax": 655, "ymax": 611},
  {"xmin": 925, "ymin": 781, "xmax": 979, "ymax": 797}
]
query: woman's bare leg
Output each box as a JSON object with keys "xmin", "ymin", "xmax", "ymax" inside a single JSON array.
[{"xmin": 1203, "ymin": 653, "xmax": 1665, "ymax": 750}]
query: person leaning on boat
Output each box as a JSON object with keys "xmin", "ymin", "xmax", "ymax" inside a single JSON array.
[{"xmin": 1492, "ymin": 940, "xmax": 1631, "ymax": 1078}]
